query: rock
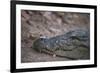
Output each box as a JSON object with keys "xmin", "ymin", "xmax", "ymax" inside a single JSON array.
[{"xmin": 33, "ymin": 29, "xmax": 90, "ymax": 60}]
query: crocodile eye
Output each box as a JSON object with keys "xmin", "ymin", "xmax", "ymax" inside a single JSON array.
[{"xmin": 40, "ymin": 38, "xmax": 43, "ymax": 40}]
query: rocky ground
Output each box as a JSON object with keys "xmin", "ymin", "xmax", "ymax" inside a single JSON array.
[{"xmin": 21, "ymin": 10, "xmax": 90, "ymax": 63}]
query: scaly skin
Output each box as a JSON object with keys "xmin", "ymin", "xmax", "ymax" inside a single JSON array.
[{"xmin": 33, "ymin": 29, "xmax": 90, "ymax": 60}]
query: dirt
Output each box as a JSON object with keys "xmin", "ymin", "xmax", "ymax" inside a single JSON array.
[{"xmin": 21, "ymin": 10, "xmax": 90, "ymax": 63}]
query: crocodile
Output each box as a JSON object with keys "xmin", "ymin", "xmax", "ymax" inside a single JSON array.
[{"xmin": 33, "ymin": 29, "xmax": 90, "ymax": 60}]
